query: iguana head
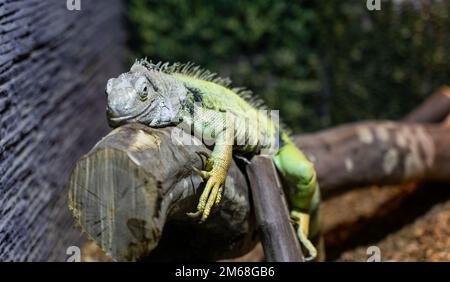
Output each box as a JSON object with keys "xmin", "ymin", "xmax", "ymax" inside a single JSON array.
[{"xmin": 106, "ymin": 61, "xmax": 187, "ymax": 128}]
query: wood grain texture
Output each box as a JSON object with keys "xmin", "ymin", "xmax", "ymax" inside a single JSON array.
[
  {"xmin": 68, "ymin": 124, "xmax": 258, "ymax": 261},
  {"xmin": 0, "ymin": 0, "xmax": 124, "ymax": 261}
]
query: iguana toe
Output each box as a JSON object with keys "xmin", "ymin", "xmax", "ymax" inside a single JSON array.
[
  {"xmin": 188, "ymin": 167, "xmax": 226, "ymax": 222},
  {"xmin": 192, "ymin": 166, "xmax": 211, "ymax": 179}
]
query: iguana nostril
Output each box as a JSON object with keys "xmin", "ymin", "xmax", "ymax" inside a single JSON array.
[{"xmin": 106, "ymin": 94, "xmax": 122, "ymax": 117}]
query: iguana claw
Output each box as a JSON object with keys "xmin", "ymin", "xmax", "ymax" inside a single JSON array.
[
  {"xmin": 195, "ymin": 151, "xmax": 214, "ymax": 171},
  {"xmin": 186, "ymin": 210, "xmax": 203, "ymax": 219},
  {"xmin": 188, "ymin": 166, "xmax": 226, "ymax": 222},
  {"xmin": 195, "ymin": 150, "xmax": 210, "ymax": 161},
  {"xmin": 192, "ymin": 166, "xmax": 211, "ymax": 179},
  {"xmin": 189, "ymin": 145, "xmax": 231, "ymax": 222}
]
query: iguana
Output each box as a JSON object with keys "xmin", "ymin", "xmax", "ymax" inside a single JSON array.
[{"xmin": 105, "ymin": 59, "xmax": 321, "ymax": 260}]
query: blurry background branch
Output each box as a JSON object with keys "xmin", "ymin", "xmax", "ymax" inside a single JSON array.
[
  {"xmin": 296, "ymin": 122, "xmax": 450, "ymax": 198},
  {"xmin": 402, "ymin": 86, "xmax": 450, "ymax": 123},
  {"xmin": 296, "ymin": 86, "xmax": 450, "ymax": 198}
]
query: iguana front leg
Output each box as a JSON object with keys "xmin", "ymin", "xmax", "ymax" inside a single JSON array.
[{"xmin": 187, "ymin": 131, "xmax": 233, "ymax": 222}]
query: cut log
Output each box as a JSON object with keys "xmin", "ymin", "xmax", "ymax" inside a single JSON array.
[
  {"xmin": 68, "ymin": 123, "xmax": 257, "ymax": 261},
  {"xmin": 246, "ymin": 156, "xmax": 304, "ymax": 262}
]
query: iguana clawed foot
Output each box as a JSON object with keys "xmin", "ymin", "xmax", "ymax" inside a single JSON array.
[
  {"xmin": 290, "ymin": 210, "xmax": 317, "ymax": 261},
  {"xmin": 187, "ymin": 157, "xmax": 226, "ymax": 222}
]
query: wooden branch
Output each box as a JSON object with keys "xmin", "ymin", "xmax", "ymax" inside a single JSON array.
[
  {"xmin": 246, "ymin": 156, "xmax": 304, "ymax": 262},
  {"xmin": 68, "ymin": 123, "xmax": 258, "ymax": 261},
  {"xmin": 295, "ymin": 121, "xmax": 450, "ymax": 197}
]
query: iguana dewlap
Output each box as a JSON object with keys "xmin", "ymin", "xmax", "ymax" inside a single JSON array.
[{"xmin": 105, "ymin": 59, "xmax": 321, "ymax": 260}]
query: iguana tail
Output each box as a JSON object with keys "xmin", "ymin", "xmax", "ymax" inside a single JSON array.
[{"xmin": 272, "ymin": 133, "xmax": 323, "ymax": 261}]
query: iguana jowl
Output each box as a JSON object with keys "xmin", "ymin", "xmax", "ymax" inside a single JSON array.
[{"xmin": 105, "ymin": 59, "xmax": 321, "ymax": 260}]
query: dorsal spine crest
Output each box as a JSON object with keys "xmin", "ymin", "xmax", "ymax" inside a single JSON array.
[{"xmin": 134, "ymin": 58, "xmax": 291, "ymax": 134}]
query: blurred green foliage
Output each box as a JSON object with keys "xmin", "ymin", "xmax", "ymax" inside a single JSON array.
[{"xmin": 127, "ymin": 0, "xmax": 449, "ymax": 133}]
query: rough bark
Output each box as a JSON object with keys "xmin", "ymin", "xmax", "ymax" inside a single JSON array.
[
  {"xmin": 68, "ymin": 124, "xmax": 257, "ymax": 261},
  {"xmin": 0, "ymin": 1, "xmax": 124, "ymax": 261}
]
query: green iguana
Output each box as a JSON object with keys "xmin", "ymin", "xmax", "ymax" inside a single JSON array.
[{"xmin": 105, "ymin": 59, "xmax": 321, "ymax": 260}]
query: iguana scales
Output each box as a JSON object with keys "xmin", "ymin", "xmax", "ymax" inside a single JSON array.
[{"xmin": 105, "ymin": 59, "xmax": 321, "ymax": 260}]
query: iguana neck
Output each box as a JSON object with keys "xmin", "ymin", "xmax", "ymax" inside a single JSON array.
[{"xmin": 177, "ymin": 87, "xmax": 197, "ymax": 126}]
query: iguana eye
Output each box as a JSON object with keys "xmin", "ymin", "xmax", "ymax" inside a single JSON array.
[
  {"xmin": 139, "ymin": 88, "xmax": 148, "ymax": 101},
  {"xmin": 135, "ymin": 76, "xmax": 150, "ymax": 101}
]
